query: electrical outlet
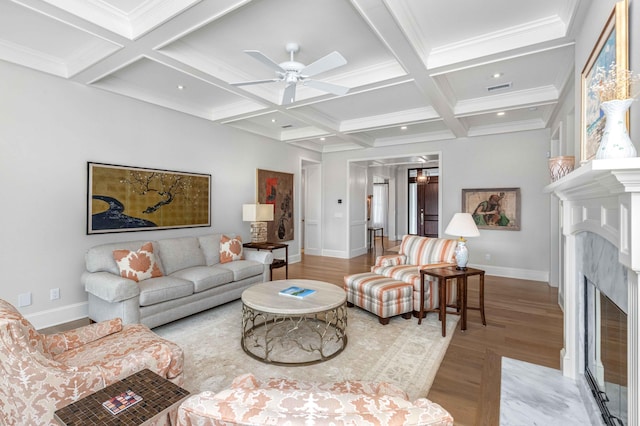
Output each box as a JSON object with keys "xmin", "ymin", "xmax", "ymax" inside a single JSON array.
[
  {"xmin": 50, "ymin": 288, "xmax": 60, "ymax": 300},
  {"xmin": 18, "ymin": 292, "xmax": 32, "ymax": 307},
  {"xmin": 485, "ymin": 253, "xmax": 491, "ymax": 261}
]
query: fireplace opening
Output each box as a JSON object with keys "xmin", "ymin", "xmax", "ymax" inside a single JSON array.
[{"xmin": 584, "ymin": 278, "xmax": 628, "ymax": 425}]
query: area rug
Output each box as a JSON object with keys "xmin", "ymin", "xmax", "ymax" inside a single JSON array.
[{"xmin": 154, "ymin": 300, "xmax": 458, "ymax": 400}]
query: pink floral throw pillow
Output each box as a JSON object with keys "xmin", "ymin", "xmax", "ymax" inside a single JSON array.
[
  {"xmin": 113, "ymin": 242, "xmax": 163, "ymax": 282},
  {"xmin": 220, "ymin": 235, "xmax": 243, "ymax": 264}
]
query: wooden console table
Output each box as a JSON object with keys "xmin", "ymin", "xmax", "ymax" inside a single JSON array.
[
  {"xmin": 243, "ymin": 242, "xmax": 288, "ymax": 279},
  {"xmin": 419, "ymin": 266, "xmax": 486, "ymax": 337},
  {"xmin": 54, "ymin": 369, "xmax": 189, "ymax": 425}
]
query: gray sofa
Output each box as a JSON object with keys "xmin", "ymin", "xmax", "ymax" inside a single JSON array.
[{"xmin": 81, "ymin": 233, "xmax": 272, "ymax": 328}]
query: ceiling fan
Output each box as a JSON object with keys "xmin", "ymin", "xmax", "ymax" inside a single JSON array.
[{"xmin": 231, "ymin": 42, "xmax": 349, "ymax": 105}]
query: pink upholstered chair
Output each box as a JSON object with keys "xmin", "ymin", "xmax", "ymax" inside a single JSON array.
[{"xmin": 0, "ymin": 298, "xmax": 184, "ymax": 425}]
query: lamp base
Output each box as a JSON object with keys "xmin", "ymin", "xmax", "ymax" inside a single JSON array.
[
  {"xmin": 454, "ymin": 240, "xmax": 469, "ymax": 270},
  {"xmin": 249, "ymin": 222, "xmax": 268, "ymax": 243}
]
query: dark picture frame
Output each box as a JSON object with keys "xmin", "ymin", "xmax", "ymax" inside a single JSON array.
[
  {"xmin": 580, "ymin": 0, "xmax": 629, "ymax": 163},
  {"xmin": 462, "ymin": 187, "xmax": 521, "ymax": 231},
  {"xmin": 256, "ymin": 168, "xmax": 294, "ymax": 242},
  {"xmin": 87, "ymin": 162, "xmax": 210, "ymax": 234}
]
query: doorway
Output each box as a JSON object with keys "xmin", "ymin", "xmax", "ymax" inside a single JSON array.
[
  {"xmin": 301, "ymin": 159, "xmax": 322, "ymax": 256},
  {"xmin": 408, "ymin": 168, "xmax": 439, "ymax": 237}
]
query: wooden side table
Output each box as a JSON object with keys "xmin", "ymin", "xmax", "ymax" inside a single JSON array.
[
  {"xmin": 419, "ymin": 266, "xmax": 486, "ymax": 337},
  {"xmin": 54, "ymin": 369, "xmax": 189, "ymax": 425},
  {"xmin": 243, "ymin": 242, "xmax": 288, "ymax": 279},
  {"xmin": 367, "ymin": 227, "xmax": 384, "ymax": 252}
]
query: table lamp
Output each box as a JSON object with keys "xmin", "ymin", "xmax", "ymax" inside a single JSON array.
[
  {"xmin": 444, "ymin": 212, "xmax": 480, "ymax": 270},
  {"xmin": 242, "ymin": 203, "xmax": 274, "ymax": 243}
]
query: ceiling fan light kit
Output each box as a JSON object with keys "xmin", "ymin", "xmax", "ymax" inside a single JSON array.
[{"xmin": 231, "ymin": 42, "xmax": 349, "ymax": 105}]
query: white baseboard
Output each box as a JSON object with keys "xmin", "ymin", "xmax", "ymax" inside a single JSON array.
[
  {"xmin": 322, "ymin": 249, "xmax": 350, "ymax": 259},
  {"xmin": 26, "ymin": 301, "xmax": 88, "ymax": 331},
  {"xmin": 470, "ymin": 263, "xmax": 549, "ymax": 282}
]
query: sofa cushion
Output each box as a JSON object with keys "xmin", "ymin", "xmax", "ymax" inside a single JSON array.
[
  {"xmin": 220, "ymin": 235, "xmax": 243, "ymax": 264},
  {"xmin": 374, "ymin": 254, "xmax": 406, "ymax": 267},
  {"xmin": 137, "ymin": 276, "xmax": 194, "ymax": 306},
  {"xmin": 217, "ymin": 260, "xmax": 263, "ymax": 281},
  {"xmin": 155, "ymin": 237, "xmax": 206, "ymax": 275},
  {"xmin": 113, "ymin": 242, "xmax": 163, "ymax": 283},
  {"xmin": 372, "ymin": 263, "xmax": 456, "ymax": 287},
  {"xmin": 86, "ymin": 240, "xmax": 162, "ymax": 275},
  {"xmin": 198, "ymin": 233, "xmax": 228, "ymax": 266},
  {"xmin": 170, "ymin": 266, "xmax": 234, "ymax": 293},
  {"xmin": 232, "ymin": 374, "xmax": 409, "ymax": 399},
  {"xmin": 177, "ymin": 374, "xmax": 454, "ymax": 426}
]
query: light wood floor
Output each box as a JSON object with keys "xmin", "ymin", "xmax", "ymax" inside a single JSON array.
[
  {"xmin": 278, "ymin": 240, "xmax": 564, "ymax": 426},
  {"xmin": 45, "ymin": 239, "xmax": 563, "ymax": 425}
]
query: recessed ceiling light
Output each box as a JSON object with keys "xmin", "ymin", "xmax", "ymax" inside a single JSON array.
[
  {"xmin": 401, "ymin": 126, "xmax": 407, "ymax": 130},
  {"xmin": 497, "ymin": 111, "xmax": 505, "ymax": 116},
  {"xmin": 177, "ymin": 85, "xmax": 185, "ymax": 90},
  {"xmin": 320, "ymin": 137, "xmax": 326, "ymax": 141},
  {"xmin": 271, "ymin": 119, "xmax": 277, "ymax": 123},
  {"xmin": 492, "ymin": 73, "xmax": 502, "ymax": 79}
]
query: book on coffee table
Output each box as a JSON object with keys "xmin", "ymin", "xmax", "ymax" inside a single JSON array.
[
  {"xmin": 279, "ymin": 286, "xmax": 316, "ymax": 299},
  {"xmin": 102, "ymin": 389, "xmax": 143, "ymax": 415}
]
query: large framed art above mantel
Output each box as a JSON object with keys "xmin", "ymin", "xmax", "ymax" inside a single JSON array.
[
  {"xmin": 87, "ymin": 162, "xmax": 211, "ymax": 234},
  {"xmin": 256, "ymin": 169, "xmax": 294, "ymax": 242}
]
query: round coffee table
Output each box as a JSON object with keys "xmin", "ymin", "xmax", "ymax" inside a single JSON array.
[{"xmin": 241, "ymin": 279, "xmax": 347, "ymax": 365}]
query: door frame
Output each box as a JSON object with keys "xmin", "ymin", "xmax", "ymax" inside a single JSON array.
[
  {"xmin": 346, "ymin": 153, "xmax": 441, "ymax": 257},
  {"xmin": 301, "ymin": 158, "xmax": 322, "ymax": 256}
]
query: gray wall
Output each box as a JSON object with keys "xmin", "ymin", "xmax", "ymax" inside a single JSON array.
[
  {"xmin": 0, "ymin": 60, "xmax": 318, "ymax": 328},
  {"xmin": 323, "ymin": 130, "xmax": 552, "ymax": 281}
]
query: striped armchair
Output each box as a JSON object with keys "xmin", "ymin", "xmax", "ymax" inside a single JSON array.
[
  {"xmin": 0, "ymin": 298, "xmax": 183, "ymax": 425},
  {"xmin": 371, "ymin": 235, "xmax": 458, "ymax": 312}
]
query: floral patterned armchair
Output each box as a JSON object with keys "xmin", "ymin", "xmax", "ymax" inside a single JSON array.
[{"xmin": 0, "ymin": 298, "xmax": 184, "ymax": 425}]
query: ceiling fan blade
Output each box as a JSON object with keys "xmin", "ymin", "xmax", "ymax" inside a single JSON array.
[
  {"xmin": 230, "ymin": 78, "xmax": 281, "ymax": 87},
  {"xmin": 244, "ymin": 50, "xmax": 285, "ymax": 72},
  {"xmin": 301, "ymin": 51, "xmax": 347, "ymax": 77},
  {"xmin": 304, "ymin": 79, "xmax": 350, "ymax": 96},
  {"xmin": 282, "ymin": 83, "xmax": 297, "ymax": 105}
]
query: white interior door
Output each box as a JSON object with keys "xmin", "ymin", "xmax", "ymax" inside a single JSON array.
[
  {"xmin": 304, "ymin": 163, "xmax": 322, "ymax": 256},
  {"xmin": 349, "ymin": 163, "xmax": 368, "ymax": 257}
]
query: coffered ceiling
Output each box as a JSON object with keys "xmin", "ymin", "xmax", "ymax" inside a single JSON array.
[{"xmin": 1, "ymin": 0, "xmax": 590, "ymax": 153}]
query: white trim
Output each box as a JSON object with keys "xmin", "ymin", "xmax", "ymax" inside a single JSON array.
[{"xmin": 26, "ymin": 302, "xmax": 88, "ymax": 331}]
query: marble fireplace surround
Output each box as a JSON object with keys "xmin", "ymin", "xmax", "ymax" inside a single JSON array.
[{"xmin": 546, "ymin": 158, "xmax": 640, "ymax": 425}]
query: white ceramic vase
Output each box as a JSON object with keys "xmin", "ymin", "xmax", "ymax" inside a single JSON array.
[
  {"xmin": 595, "ymin": 99, "xmax": 637, "ymax": 160},
  {"xmin": 455, "ymin": 240, "xmax": 468, "ymax": 270}
]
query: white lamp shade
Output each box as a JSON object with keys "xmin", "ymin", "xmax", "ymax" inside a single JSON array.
[
  {"xmin": 445, "ymin": 213, "xmax": 480, "ymax": 238},
  {"xmin": 242, "ymin": 204, "xmax": 274, "ymax": 222}
]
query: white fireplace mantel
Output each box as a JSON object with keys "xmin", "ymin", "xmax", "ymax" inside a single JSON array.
[{"xmin": 545, "ymin": 158, "xmax": 640, "ymax": 425}]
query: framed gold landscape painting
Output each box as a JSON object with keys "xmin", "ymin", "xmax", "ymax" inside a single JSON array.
[
  {"xmin": 87, "ymin": 162, "xmax": 210, "ymax": 234},
  {"xmin": 580, "ymin": 0, "xmax": 628, "ymax": 163}
]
